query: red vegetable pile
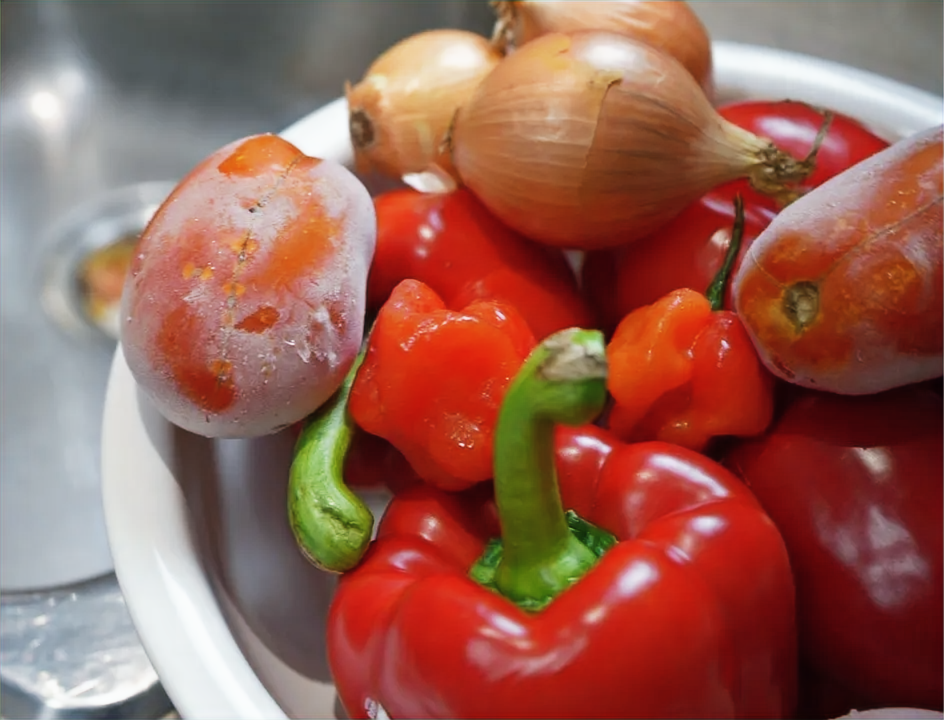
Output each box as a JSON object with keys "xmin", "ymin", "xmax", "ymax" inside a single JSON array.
[{"xmin": 119, "ymin": 2, "xmax": 943, "ymax": 719}]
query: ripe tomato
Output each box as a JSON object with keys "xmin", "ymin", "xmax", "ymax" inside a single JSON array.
[
  {"xmin": 725, "ymin": 385, "xmax": 943, "ymax": 717},
  {"xmin": 369, "ymin": 188, "xmax": 594, "ymax": 341},
  {"xmin": 582, "ymin": 101, "xmax": 889, "ymax": 333},
  {"xmin": 121, "ymin": 134, "xmax": 375, "ymax": 438}
]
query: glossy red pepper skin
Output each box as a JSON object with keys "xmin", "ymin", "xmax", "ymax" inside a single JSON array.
[
  {"xmin": 350, "ymin": 279, "xmax": 536, "ymax": 491},
  {"xmin": 327, "ymin": 428, "xmax": 797, "ymax": 719},
  {"xmin": 606, "ymin": 289, "xmax": 775, "ymax": 453},
  {"xmin": 369, "ymin": 188, "xmax": 595, "ymax": 341},
  {"xmin": 726, "ymin": 385, "xmax": 943, "ymax": 717}
]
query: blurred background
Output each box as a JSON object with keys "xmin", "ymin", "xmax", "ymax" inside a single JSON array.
[
  {"xmin": 0, "ymin": 1, "xmax": 941, "ymax": 718},
  {"xmin": 698, "ymin": 0, "xmax": 942, "ymax": 95}
]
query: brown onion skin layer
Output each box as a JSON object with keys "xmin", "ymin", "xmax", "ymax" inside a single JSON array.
[
  {"xmin": 346, "ymin": 29, "xmax": 500, "ymax": 181},
  {"xmin": 733, "ymin": 125, "xmax": 943, "ymax": 395},
  {"xmin": 497, "ymin": 0, "xmax": 713, "ymax": 94},
  {"xmin": 451, "ymin": 32, "xmax": 765, "ymax": 250}
]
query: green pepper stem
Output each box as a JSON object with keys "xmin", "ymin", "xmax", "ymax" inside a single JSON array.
[
  {"xmin": 287, "ymin": 351, "xmax": 373, "ymax": 573},
  {"xmin": 705, "ymin": 194, "xmax": 746, "ymax": 312},
  {"xmin": 492, "ymin": 328, "xmax": 609, "ymax": 607}
]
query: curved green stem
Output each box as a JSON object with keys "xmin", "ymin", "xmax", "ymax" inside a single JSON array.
[
  {"xmin": 489, "ymin": 328, "xmax": 610, "ymax": 608},
  {"xmin": 705, "ymin": 194, "xmax": 745, "ymax": 311},
  {"xmin": 287, "ymin": 351, "xmax": 373, "ymax": 573}
]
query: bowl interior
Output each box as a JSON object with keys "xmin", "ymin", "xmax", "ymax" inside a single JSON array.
[{"xmin": 102, "ymin": 41, "xmax": 944, "ymax": 720}]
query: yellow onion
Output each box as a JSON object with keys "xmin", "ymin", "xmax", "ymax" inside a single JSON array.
[
  {"xmin": 491, "ymin": 0, "xmax": 713, "ymax": 93},
  {"xmin": 346, "ymin": 29, "xmax": 501, "ymax": 186},
  {"xmin": 451, "ymin": 32, "xmax": 815, "ymax": 250}
]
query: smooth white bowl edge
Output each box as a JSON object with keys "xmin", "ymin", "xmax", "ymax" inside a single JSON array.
[{"xmin": 101, "ymin": 41, "xmax": 944, "ymax": 720}]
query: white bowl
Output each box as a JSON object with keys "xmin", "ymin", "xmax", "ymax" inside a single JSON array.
[{"xmin": 102, "ymin": 42, "xmax": 944, "ymax": 720}]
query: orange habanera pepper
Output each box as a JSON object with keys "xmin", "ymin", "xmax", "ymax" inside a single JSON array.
[{"xmin": 606, "ymin": 197, "xmax": 774, "ymax": 452}]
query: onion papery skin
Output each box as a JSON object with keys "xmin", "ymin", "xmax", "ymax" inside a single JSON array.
[
  {"xmin": 452, "ymin": 31, "xmax": 780, "ymax": 250},
  {"xmin": 347, "ymin": 29, "xmax": 501, "ymax": 183},
  {"xmin": 493, "ymin": 0, "xmax": 713, "ymax": 94}
]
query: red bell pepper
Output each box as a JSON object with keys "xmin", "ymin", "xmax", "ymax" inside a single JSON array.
[
  {"xmin": 606, "ymin": 198, "xmax": 775, "ymax": 452},
  {"xmin": 350, "ymin": 278, "xmax": 536, "ymax": 491},
  {"xmin": 369, "ymin": 187, "xmax": 595, "ymax": 341},
  {"xmin": 328, "ymin": 328, "xmax": 797, "ymax": 719},
  {"xmin": 726, "ymin": 385, "xmax": 943, "ymax": 717},
  {"xmin": 581, "ymin": 101, "xmax": 889, "ymax": 336}
]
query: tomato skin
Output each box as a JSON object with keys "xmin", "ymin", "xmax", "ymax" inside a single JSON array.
[
  {"xmin": 582, "ymin": 101, "xmax": 889, "ymax": 333},
  {"xmin": 732, "ymin": 126, "xmax": 943, "ymax": 396},
  {"xmin": 725, "ymin": 385, "xmax": 943, "ymax": 716},
  {"xmin": 121, "ymin": 134, "xmax": 375, "ymax": 438}
]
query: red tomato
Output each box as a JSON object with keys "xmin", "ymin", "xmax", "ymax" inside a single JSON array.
[
  {"xmin": 121, "ymin": 134, "xmax": 375, "ymax": 438},
  {"xmin": 725, "ymin": 385, "xmax": 943, "ymax": 717},
  {"xmin": 582, "ymin": 101, "xmax": 889, "ymax": 333}
]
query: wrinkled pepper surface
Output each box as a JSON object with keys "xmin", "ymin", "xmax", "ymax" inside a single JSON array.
[
  {"xmin": 606, "ymin": 198, "xmax": 775, "ymax": 452},
  {"xmin": 369, "ymin": 187, "xmax": 595, "ymax": 341},
  {"xmin": 350, "ymin": 278, "xmax": 536, "ymax": 491},
  {"xmin": 328, "ymin": 327, "xmax": 797, "ymax": 719}
]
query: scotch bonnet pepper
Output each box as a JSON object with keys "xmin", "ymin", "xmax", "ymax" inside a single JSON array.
[
  {"xmin": 328, "ymin": 328, "xmax": 797, "ymax": 719},
  {"xmin": 349, "ymin": 278, "xmax": 536, "ymax": 491},
  {"xmin": 606, "ymin": 198, "xmax": 775, "ymax": 452}
]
